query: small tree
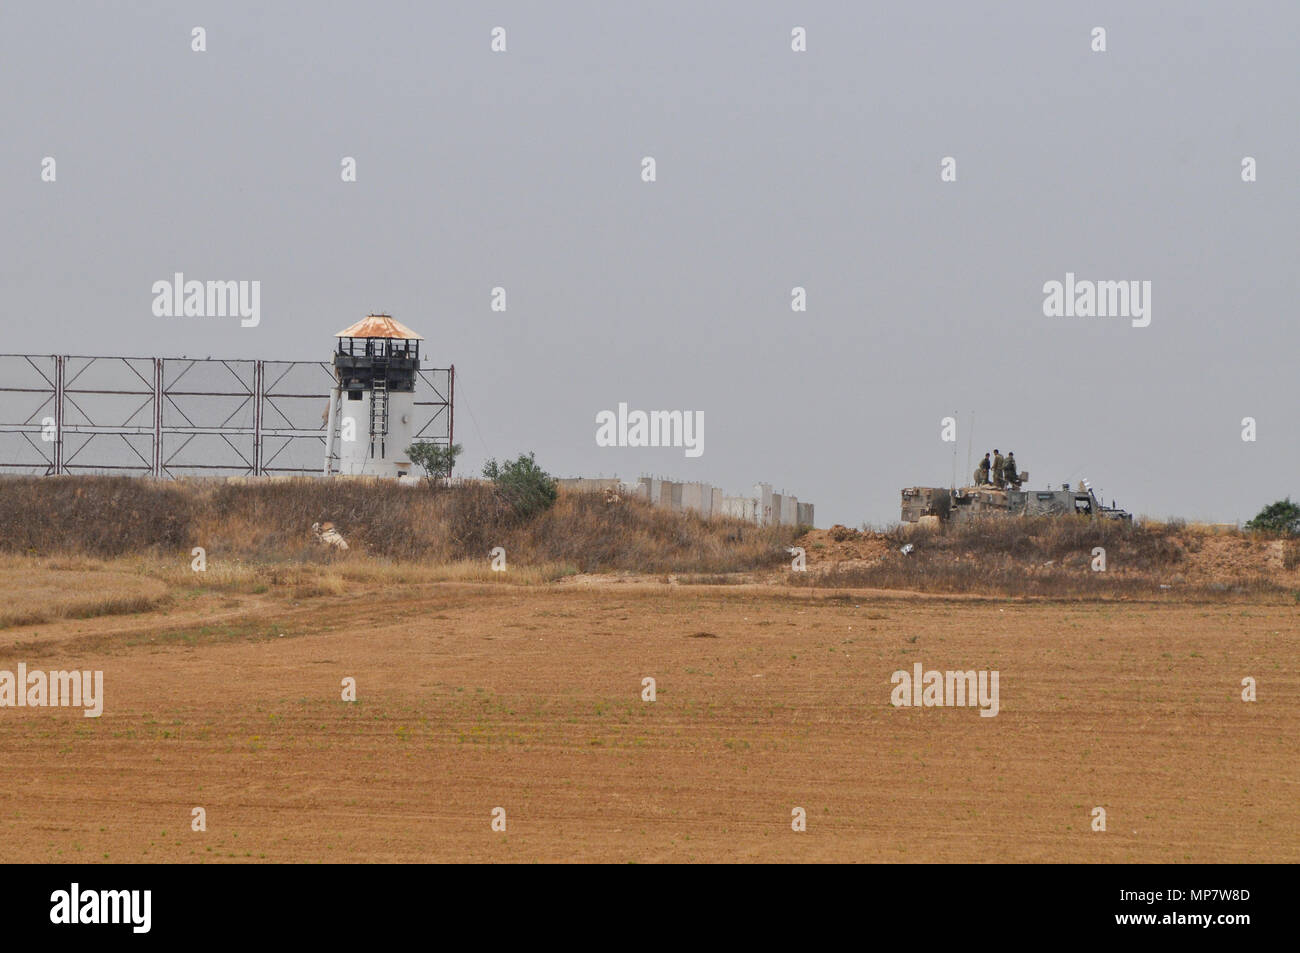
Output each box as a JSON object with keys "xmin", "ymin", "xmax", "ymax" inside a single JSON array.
[
  {"xmin": 482, "ymin": 451, "xmax": 558, "ymax": 518},
  {"xmin": 1245, "ymin": 497, "xmax": 1300, "ymax": 535},
  {"xmin": 407, "ymin": 442, "xmax": 462, "ymax": 487}
]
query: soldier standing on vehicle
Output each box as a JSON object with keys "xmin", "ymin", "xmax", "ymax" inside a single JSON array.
[
  {"xmin": 1004, "ymin": 452, "xmax": 1019, "ymax": 489},
  {"xmin": 992, "ymin": 449, "xmax": 1005, "ymax": 488},
  {"xmin": 977, "ymin": 453, "xmax": 991, "ymax": 486}
]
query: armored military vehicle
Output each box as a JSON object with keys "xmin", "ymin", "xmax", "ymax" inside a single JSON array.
[{"xmin": 901, "ymin": 478, "xmax": 1131, "ymax": 525}]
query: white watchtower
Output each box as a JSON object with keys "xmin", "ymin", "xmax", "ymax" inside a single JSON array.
[{"xmin": 323, "ymin": 314, "xmax": 423, "ymax": 478}]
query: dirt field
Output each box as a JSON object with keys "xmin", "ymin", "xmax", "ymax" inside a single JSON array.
[{"xmin": 0, "ymin": 570, "xmax": 1295, "ymax": 863}]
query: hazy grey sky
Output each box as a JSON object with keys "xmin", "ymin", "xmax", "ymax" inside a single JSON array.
[{"xmin": 4, "ymin": 1, "xmax": 1296, "ymax": 526}]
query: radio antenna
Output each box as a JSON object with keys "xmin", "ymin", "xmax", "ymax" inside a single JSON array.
[{"xmin": 965, "ymin": 411, "xmax": 974, "ymax": 487}]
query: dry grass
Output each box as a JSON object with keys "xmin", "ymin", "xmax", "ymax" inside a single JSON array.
[
  {"xmin": 2, "ymin": 477, "xmax": 1290, "ymax": 602},
  {"xmin": 0, "ymin": 554, "xmax": 171, "ymax": 629},
  {"xmin": 134, "ymin": 554, "xmax": 575, "ymax": 592},
  {"xmin": 882, "ymin": 515, "xmax": 1190, "ymax": 567},
  {"xmin": 791, "ymin": 516, "xmax": 1295, "ymax": 601},
  {"xmin": 0, "ymin": 477, "xmax": 195, "ymax": 556},
  {"xmin": 0, "ymin": 476, "xmax": 795, "ymax": 576},
  {"xmin": 794, "ymin": 559, "xmax": 1285, "ymax": 600},
  {"xmin": 1285, "ymin": 538, "xmax": 1300, "ymax": 571},
  {"xmin": 527, "ymin": 491, "xmax": 793, "ymax": 573}
]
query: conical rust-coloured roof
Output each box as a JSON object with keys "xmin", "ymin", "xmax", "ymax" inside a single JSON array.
[{"xmin": 334, "ymin": 314, "xmax": 423, "ymax": 340}]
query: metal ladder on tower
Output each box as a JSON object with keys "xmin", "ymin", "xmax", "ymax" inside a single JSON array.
[{"xmin": 369, "ymin": 377, "xmax": 389, "ymax": 458}]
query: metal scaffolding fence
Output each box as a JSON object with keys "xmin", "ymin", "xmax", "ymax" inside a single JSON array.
[{"xmin": 0, "ymin": 354, "xmax": 453, "ymax": 477}]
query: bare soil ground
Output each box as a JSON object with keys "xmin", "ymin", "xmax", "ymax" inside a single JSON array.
[{"xmin": 0, "ymin": 565, "xmax": 1294, "ymax": 863}]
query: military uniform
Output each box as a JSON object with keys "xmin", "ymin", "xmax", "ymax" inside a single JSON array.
[
  {"xmin": 1004, "ymin": 453, "xmax": 1019, "ymax": 488},
  {"xmin": 992, "ymin": 452, "xmax": 1005, "ymax": 488},
  {"xmin": 977, "ymin": 455, "xmax": 991, "ymax": 486}
]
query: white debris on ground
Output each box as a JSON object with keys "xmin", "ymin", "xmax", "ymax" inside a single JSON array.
[{"xmin": 311, "ymin": 521, "xmax": 349, "ymax": 550}]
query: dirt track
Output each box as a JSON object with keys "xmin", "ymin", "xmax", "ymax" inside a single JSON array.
[{"xmin": 0, "ymin": 580, "xmax": 1295, "ymax": 862}]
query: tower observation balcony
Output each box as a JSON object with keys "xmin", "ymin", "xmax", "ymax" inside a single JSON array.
[{"xmin": 332, "ymin": 314, "xmax": 423, "ymax": 397}]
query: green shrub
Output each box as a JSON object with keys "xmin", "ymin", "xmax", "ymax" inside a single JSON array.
[
  {"xmin": 1245, "ymin": 498, "xmax": 1300, "ymax": 535},
  {"xmin": 481, "ymin": 452, "xmax": 558, "ymax": 519},
  {"xmin": 406, "ymin": 442, "xmax": 462, "ymax": 485}
]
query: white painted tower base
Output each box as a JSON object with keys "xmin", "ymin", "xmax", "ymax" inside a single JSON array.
[{"xmin": 336, "ymin": 389, "xmax": 416, "ymax": 478}]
